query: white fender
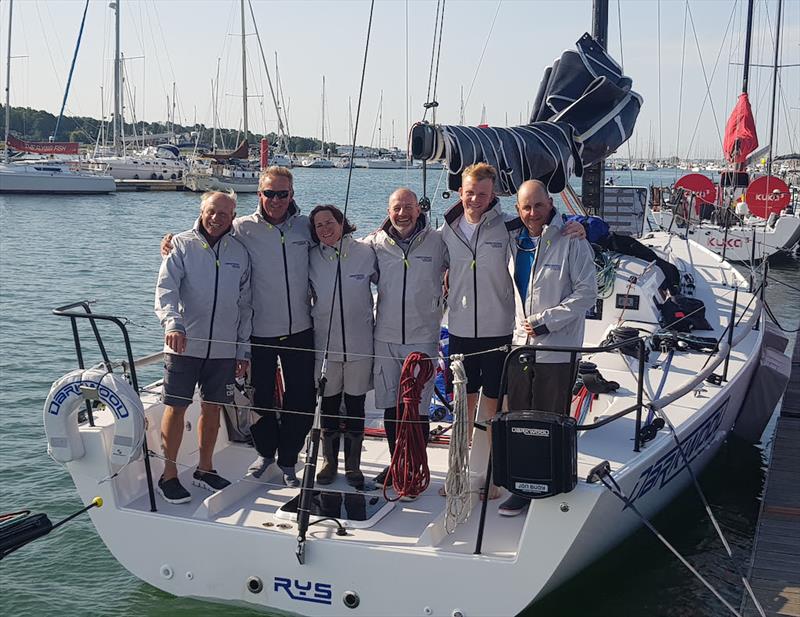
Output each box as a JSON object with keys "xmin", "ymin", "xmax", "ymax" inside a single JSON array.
[{"xmin": 43, "ymin": 366, "xmax": 146, "ymax": 466}]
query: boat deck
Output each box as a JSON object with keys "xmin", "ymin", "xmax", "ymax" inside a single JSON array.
[
  {"xmin": 124, "ymin": 438, "xmax": 527, "ymax": 559},
  {"xmin": 743, "ymin": 332, "xmax": 800, "ymax": 617}
]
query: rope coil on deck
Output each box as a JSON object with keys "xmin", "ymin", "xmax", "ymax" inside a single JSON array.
[{"xmin": 445, "ymin": 355, "xmax": 471, "ymax": 533}]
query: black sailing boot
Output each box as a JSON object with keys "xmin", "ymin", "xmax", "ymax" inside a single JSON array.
[
  {"xmin": 316, "ymin": 430, "xmax": 340, "ymax": 485},
  {"xmin": 344, "ymin": 431, "xmax": 365, "ymax": 488}
]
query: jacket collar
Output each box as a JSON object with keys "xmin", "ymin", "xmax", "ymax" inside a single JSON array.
[
  {"xmin": 193, "ymin": 217, "xmax": 233, "ymax": 245},
  {"xmin": 507, "ymin": 206, "xmax": 561, "ymax": 237},
  {"xmin": 380, "ymin": 213, "xmax": 428, "ymax": 243},
  {"xmin": 443, "ymin": 197, "xmax": 500, "ymax": 226}
]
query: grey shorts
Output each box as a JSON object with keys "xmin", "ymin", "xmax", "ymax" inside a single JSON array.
[
  {"xmin": 315, "ymin": 357, "xmax": 373, "ymax": 396},
  {"xmin": 162, "ymin": 354, "xmax": 236, "ymax": 408},
  {"xmin": 373, "ymin": 340, "xmax": 439, "ymax": 409}
]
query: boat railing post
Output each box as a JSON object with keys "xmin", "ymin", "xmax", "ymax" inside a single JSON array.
[
  {"xmin": 474, "ymin": 346, "xmax": 514, "ymax": 555},
  {"xmin": 566, "ymin": 351, "xmax": 578, "ymax": 416},
  {"xmin": 750, "ymin": 226, "xmax": 756, "ymax": 265},
  {"xmin": 721, "ymin": 205, "xmax": 730, "ymax": 262},
  {"xmin": 634, "ymin": 339, "xmax": 645, "ymax": 452},
  {"xmin": 722, "ymin": 286, "xmax": 739, "ymax": 382},
  {"xmin": 68, "ymin": 315, "xmax": 96, "ymax": 428}
]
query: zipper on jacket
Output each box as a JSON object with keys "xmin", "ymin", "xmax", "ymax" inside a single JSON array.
[
  {"xmin": 450, "ymin": 220, "xmax": 482, "ymax": 339},
  {"xmin": 336, "ymin": 251, "xmax": 347, "ymax": 361},
  {"xmin": 471, "ymin": 225, "xmax": 482, "ymax": 338},
  {"xmin": 206, "ymin": 241, "xmax": 223, "ymax": 359},
  {"xmin": 279, "ymin": 229, "xmax": 293, "ymax": 334},
  {"xmin": 401, "ymin": 246, "xmax": 410, "ymax": 344}
]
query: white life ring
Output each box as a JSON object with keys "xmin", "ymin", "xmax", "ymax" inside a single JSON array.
[{"xmin": 43, "ymin": 366, "xmax": 146, "ymax": 467}]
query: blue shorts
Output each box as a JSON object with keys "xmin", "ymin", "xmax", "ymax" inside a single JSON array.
[{"xmin": 162, "ymin": 354, "xmax": 235, "ymax": 408}]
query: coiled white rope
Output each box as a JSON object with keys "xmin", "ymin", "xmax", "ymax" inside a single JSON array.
[{"xmin": 445, "ymin": 355, "xmax": 471, "ymax": 533}]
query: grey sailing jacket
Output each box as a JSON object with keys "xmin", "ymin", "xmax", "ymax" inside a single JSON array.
[
  {"xmin": 441, "ymin": 199, "xmax": 515, "ymax": 338},
  {"xmin": 233, "ymin": 201, "xmax": 313, "ymax": 338},
  {"xmin": 155, "ymin": 219, "xmax": 252, "ymax": 360},
  {"xmin": 367, "ymin": 216, "xmax": 448, "ymax": 345},
  {"xmin": 508, "ymin": 212, "xmax": 597, "ymax": 362},
  {"xmin": 309, "ymin": 235, "xmax": 378, "ymax": 362}
]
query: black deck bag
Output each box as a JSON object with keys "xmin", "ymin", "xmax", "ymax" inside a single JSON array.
[{"xmin": 491, "ymin": 411, "xmax": 577, "ymax": 499}]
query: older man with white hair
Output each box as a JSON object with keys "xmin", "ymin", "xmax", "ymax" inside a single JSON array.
[{"xmin": 155, "ymin": 191, "xmax": 252, "ymax": 504}]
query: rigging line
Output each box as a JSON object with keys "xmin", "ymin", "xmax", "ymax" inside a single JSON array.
[
  {"xmin": 616, "ymin": 0, "xmax": 634, "ymax": 183},
  {"xmin": 683, "ymin": 0, "xmax": 737, "ymax": 160},
  {"xmin": 599, "ymin": 475, "xmax": 743, "ymax": 617},
  {"xmin": 321, "ymin": 0, "xmax": 376, "ymax": 371},
  {"xmin": 675, "ymin": 0, "xmax": 688, "ymax": 174},
  {"xmin": 33, "ymin": 1, "xmax": 64, "ymax": 92},
  {"xmin": 657, "ymin": 0, "xmax": 662, "ymax": 161},
  {"xmin": 422, "ymin": 0, "xmax": 441, "ymax": 122},
  {"xmin": 53, "ymin": 0, "xmax": 90, "ymax": 141},
  {"xmin": 405, "ymin": 0, "xmax": 409, "ymax": 182},
  {"xmin": 654, "ymin": 408, "xmax": 768, "ymax": 617},
  {"xmin": 430, "ymin": 0, "xmax": 446, "ymax": 126},
  {"xmin": 463, "ymin": 0, "xmax": 500, "ymax": 115}
]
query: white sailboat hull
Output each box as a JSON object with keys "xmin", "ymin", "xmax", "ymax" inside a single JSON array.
[
  {"xmin": 184, "ymin": 172, "xmax": 261, "ymax": 193},
  {"xmin": 87, "ymin": 156, "xmax": 188, "ymax": 181},
  {"xmin": 48, "ymin": 231, "xmax": 767, "ymax": 615},
  {"xmin": 652, "ymin": 208, "xmax": 800, "ymax": 261},
  {"xmin": 0, "ymin": 163, "xmax": 116, "ymax": 194}
]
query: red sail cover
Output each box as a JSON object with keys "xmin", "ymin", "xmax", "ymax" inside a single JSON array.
[
  {"xmin": 7, "ymin": 134, "xmax": 79, "ymax": 155},
  {"xmin": 723, "ymin": 93, "xmax": 758, "ymax": 164}
]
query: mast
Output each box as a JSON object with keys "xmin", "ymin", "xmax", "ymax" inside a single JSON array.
[
  {"xmin": 320, "ymin": 75, "xmax": 326, "ymax": 157},
  {"xmin": 240, "ymin": 0, "xmax": 248, "ymax": 141},
  {"xmin": 378, "ymin": 90, "xmax": 383, "ymax": 155},
  {"xmin": 740, "ymin": 0, "xmax": 755, "ymax": 96},
  {"xmin": 4, "ymin": 0, "xmax": 13, "ymax": 163},
  {"xmin": 581, "ymin": 0, "xmax": 608, "ymax": 216},
  {"xmin": 112, "ymin": 0, "xmax": 121, "ymax": 153},
  {"xmin": 766, "ymin": 0, "xmax": 783, "ymax": 177}
]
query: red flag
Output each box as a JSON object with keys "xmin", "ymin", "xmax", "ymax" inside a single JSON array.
[
  {"xmin": 723, "ymin": 93, "xmax": 758, "ymax": 164},
  {"xmin": 7, "ymin": 134, "xmax": 79, "ymax": 155}
]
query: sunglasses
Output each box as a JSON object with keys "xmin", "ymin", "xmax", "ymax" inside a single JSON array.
[{"xmin": 260, "ymin": 189, "xmax": 290, "ymax": 199}]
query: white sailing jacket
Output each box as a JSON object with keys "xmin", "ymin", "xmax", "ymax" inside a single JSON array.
[
  {"xmin": 508, "ymin": 212, "xmax": 597, "ymax": 362},
  {"xmin": 233, "ymin": 201, "xmax": 313, "ymax": 338},
  {"xmin": 309, "ymin": 235, "xmax": 378, "ymax": 362},
  {"xmin": 441, "ymin": 199, "xmax": 515, "ymax": 338},
  {"xmin": 155, "ymin": 219, "xmax": 252, "ymax": 360},
  {"xmin": 368, "ymin": 216, "xmax": 447, "ymax": 345}
]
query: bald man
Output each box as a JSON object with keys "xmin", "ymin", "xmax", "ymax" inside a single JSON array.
[
  {"xmin": 366, "ymin": 188, "xmax": 448, "ymax": 487},
  {"xmin": 499, "ymin": 179, "xmax": 597, "ymax": 516}
]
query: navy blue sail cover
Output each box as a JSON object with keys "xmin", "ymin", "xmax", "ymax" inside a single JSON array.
[{"xmin": 410, "ymin": 33, "xmax": 642, "ymax": 195}]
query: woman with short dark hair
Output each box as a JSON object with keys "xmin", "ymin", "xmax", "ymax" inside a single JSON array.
[{"xmin": 308, "ymin": 204, "xmax": 378, "ymax": 488}]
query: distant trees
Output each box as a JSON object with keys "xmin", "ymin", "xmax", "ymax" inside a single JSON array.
[{"xmin": 0, "ymin": 104, "xmax": 337, "ymax": 154}]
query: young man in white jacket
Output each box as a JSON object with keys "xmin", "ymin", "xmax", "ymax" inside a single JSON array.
[
  {"xmin": 155, "ymin": 191, "xmax": 252, "ymax": 504},
  {"xmin": 499, "ymin": 179, "xmax": 597, "ymax": 516}
]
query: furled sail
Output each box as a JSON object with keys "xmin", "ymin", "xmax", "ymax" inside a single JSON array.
[
  {"xmin": 200, "ymin": 140, "xmax": 249, "ymax": 161},
  {"xmin": 410, "ymin": 33, "xmax": 642, "ymax": 194},
  {"xmin": 722, "ymin": 93, "xmax": 758, "ymax": 164}
]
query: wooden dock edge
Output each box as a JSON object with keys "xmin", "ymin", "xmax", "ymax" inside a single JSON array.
[{"xmin": 742, "ymin": 331, "xmax": 800, "ymax": 617}]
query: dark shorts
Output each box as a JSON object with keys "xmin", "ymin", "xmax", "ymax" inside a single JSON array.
[
  {"xmin": 449, "ymin": 334, "xmax": 513, "ymax": 399},
  {"xmin": 162, "ymin": 354, "xmax": 235, "ymax": 408},
  {"xmin": 506, "ymin": 361, "xmax": 578, "ymax": 414}
]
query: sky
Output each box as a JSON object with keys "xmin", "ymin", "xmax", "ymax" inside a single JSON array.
[{"xmin": 2, "ymin": 0, "xmax": 798, "ymax": 160}]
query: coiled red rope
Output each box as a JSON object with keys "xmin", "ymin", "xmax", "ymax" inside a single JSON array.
[{"xmin": 386, "ymin": 352, "xmax": 434, "ymax": 500}]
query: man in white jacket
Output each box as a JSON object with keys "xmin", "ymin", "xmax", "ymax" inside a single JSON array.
[
  {"xmin": 155, "ymin": 191, "xmax": 252, "ymax": 504},
  {"xmin": 499, "ymin": 179, "xmax": 597, "ymax": 516}
]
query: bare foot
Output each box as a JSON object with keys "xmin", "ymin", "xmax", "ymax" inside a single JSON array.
[{"xmin": 479, "ymin": 483, "xmax": 502, "ymax": 501}]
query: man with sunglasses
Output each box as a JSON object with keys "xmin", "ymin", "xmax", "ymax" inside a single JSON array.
[
  {"xmin": 162, "ymin": 166, "xmax": 314, "ymax": 488},
  {"xmin": 498, "ymin": 179, "xmax": 596, "ymax": 517}
]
